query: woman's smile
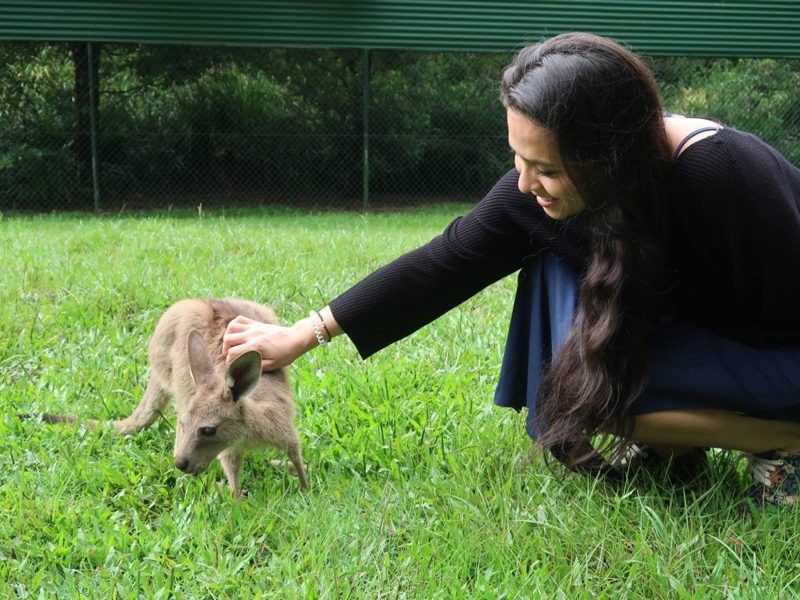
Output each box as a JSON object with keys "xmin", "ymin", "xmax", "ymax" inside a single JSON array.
[{"xmin": 536, "ymin": 194, "xmax": 556, "ymax": 208}]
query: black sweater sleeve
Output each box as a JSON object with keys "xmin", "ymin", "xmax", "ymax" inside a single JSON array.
[{"xmin": 329, "ymin": 169, "xmax": 589, "ymax": 358}]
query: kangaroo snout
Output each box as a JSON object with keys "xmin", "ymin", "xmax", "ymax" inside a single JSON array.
[{"xmin": 175, "ymin": 457, "xmax": 207, "ymax": 476}]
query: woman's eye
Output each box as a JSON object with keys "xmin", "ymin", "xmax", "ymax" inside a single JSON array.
[{"xmin": 199, "ymin": 426, "xmax": 217, "ymax": 437}]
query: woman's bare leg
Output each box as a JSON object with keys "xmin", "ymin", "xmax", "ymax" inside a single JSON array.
[{"xmin": 631, "ymin": 409, "xmax": 800, "ymax": 455}]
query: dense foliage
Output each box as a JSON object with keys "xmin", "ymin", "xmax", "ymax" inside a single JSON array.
[{"xmin": 1, "ymin": 43, "xmax": 799, "ymax": 210}]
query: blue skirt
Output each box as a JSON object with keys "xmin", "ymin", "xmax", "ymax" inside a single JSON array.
[{"xmin": 494, "ymin": 254, "xmax": 800, "ymax": 440}]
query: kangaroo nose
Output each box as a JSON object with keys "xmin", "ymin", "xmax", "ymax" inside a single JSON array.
[{"xmin": 175, "ymin": 458, "xmax": 190, "ymax": 472}]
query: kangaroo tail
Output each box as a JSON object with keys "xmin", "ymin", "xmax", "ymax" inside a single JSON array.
[
  {"xmin": 18, "ymin": 413, "xmax": 103, "ymax": 427},
  {"xmin": 40, "ymin": 413, "xmax": 79, "ymax": 424}
]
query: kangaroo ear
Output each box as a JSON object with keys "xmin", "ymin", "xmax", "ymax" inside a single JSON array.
[
  {"xmin": 187, "ymin": 330, "xmax": 214, "ymax": 386},
  {"xmin": 225, "ymin": 350, "xmax": 262, "ymax": 401}
]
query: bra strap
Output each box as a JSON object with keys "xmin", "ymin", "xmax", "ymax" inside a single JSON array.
[{"xmin": 672, "ymin": 126, "xmax": 722, "ymax": 159}]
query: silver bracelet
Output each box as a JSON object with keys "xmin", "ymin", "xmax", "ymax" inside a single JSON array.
[{"xmin": 309, "ymin": 310, "xmax": 329, "ymax": 346}]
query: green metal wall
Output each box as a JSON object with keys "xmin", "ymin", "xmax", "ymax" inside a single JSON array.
[{"xmin": 1, "ymin": 0, "xmax": 799, "ymax": 57}]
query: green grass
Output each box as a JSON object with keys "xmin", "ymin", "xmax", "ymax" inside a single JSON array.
[{"xmin": 2, "ymin": 205, "xmax": 800, "ymax": 598}]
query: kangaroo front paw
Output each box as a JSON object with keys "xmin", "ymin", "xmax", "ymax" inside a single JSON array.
[
  {"xmin": 216, "ymin": 480, "xmax": 247, "ymax": 500},
  {"xmin": 269, "ymin": 459, "xmax": 311, "ymax": 475}
]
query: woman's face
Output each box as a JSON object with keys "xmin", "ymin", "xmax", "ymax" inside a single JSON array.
[{"xmin": 507, "ymin": 108, "xmax": 585, "ymax": 220}]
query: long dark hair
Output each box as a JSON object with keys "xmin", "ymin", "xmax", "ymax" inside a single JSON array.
[{"xmin": 500, "ymin": 33, "xmax": 673, "ymax": 471}]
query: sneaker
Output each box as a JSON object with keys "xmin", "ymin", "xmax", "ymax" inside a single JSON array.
[
  {"xmin": 612, "ymin": 443, "xmax": 710, "ymax": 486},
  {"xmin": 746, "ymin": 452, "xmax": 800, "ymax": 506}
]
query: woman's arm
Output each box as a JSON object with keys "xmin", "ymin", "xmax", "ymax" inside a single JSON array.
[
  {"xmin": 223, "ymin": 169, "xmax": 588, "ymax": 368},
  {"xmin": 328, "ymin": 169, "xmax": 588, "ymax": 357}
]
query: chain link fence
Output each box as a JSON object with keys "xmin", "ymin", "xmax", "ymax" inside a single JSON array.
[{"xmin": 2, "ymin": 42, "xmax": 799, "ymax": 212}]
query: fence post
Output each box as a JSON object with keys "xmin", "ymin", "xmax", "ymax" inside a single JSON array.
[
  {"xmin": 362, "ymin": 48, "xmax": 371, "ymax": 212},
  {"xmin": 87, "ymin": 41, "xmax": 101, "ymax": 213}
]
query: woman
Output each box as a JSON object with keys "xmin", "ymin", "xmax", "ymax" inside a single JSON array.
[{"xmin": 223, "ymin": 33, "xmax": 800, "ymax": 505}]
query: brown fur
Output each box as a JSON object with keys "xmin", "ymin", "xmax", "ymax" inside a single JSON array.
[{"xmin": 61, "ymin": 298, "xmax": 308, "ymax": 497}]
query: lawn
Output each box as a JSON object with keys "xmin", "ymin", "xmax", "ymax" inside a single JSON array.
[{"xmin": 1, "ymin": 206, "xmax": 799, "ymax": 598}]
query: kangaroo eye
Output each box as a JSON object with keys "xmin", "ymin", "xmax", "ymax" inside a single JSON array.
[{"xmin": 198, "ymin": 426, "xmax": 217, "ymax": 437}]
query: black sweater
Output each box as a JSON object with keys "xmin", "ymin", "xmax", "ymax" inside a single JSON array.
[{"xmin": 329, "ymin": 128, "xmax": 800, "ymax": 358}]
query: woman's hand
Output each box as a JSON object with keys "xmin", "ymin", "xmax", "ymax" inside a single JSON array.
[
  {"xmin": 223, "ymin": 307, "xmax": 341, "ymax": 372},
  {"xmin": 222, "ymin": 315, "xmax": 316, "ymax": 371}
]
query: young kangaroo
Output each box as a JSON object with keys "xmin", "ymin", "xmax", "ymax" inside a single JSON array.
[{"xmin": 108, "ymin": 298, "xmax": 308, "ymax": 497}]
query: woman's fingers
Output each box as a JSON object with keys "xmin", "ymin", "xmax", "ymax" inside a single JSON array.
[
  {"xmin": 222, "ymin": 315, "xmax": 262, "ymax": 357},
  {"xmin": 222, "ymin": 315, "xmax": 304, "ymax": 370},
  {"xmin": 222, "ymin": 330, "xmax": 247, "ymax": 355},
  {"xmin": 225, "ymin": 315, "xmax": 256, "ymax": 333},
  {"xmin": 225, "ymin": 341, "xmax": 251, "ymax": 364}
]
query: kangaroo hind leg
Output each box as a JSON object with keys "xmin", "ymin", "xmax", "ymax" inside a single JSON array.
[
  {"xmin": 113, "ymin": 376, "xmax": 170, "ymax": 435},
  {"xmin": 286, "ymin": 432, "xmax": 310, "ymax": 490},
  {"xmin": 268, "ymin": 429, "xmax": 310, "ymax": 490}
]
